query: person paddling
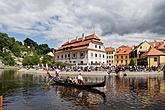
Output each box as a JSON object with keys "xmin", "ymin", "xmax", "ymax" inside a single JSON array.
[{"xmin": 77, "ymin": 73, "xmax": 84, "ymax": 85}]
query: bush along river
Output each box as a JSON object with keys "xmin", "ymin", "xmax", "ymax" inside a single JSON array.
[{"xmin": 0, "ymin": 69, "xmax": 165, "ymax": 110}]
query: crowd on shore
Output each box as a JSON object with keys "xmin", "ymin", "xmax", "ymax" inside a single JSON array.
[{"xmin": 23, "ymin": 64, "xmax": 165, "ymax": 74}]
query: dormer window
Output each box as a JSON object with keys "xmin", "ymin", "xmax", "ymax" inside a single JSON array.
[
  {"xmin": 140, "ymin": 46, "xmax": 142, "ymax": 49},
  {"xmin": 124, "ymin": 50, "xmax": 126, "ymax": 53}
]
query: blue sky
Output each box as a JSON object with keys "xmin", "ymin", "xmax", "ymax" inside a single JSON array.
[{"xmin": 0, "ymin": 0, "xmax": 165, "ymax": 48}]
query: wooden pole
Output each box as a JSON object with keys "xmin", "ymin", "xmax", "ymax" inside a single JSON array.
[{"xmin": 0, "ymin": 96, "xmax": 2, "ymax": 110}]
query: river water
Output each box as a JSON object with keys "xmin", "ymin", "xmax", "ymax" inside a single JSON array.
[{"xmin": 0, "ymin": 69, "xmax": 165, "ymax": 110}]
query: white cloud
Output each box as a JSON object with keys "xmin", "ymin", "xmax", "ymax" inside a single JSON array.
[{"xmin": 0, "ymin": 0, "xmax": 165, "ymax": 47}]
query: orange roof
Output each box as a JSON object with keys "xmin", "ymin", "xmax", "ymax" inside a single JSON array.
[
  {"xmin": 148, "ymin": 41, "xmax": 163, "ymax": 48},
  {"xmin": 147, "ymin": 48, "xmax": 165, "ymax": 56},
  {"xmin": 141, "ymin": 47, "xmax": 165, "ymax": 57},
  {"xmin": 115, "ymin": 45, "xmax": 132, "ymax": 55},
  {"xmin": 158, "ymin": 42, "xmax": 165, "ymax": 49},
  {"xmin": 57, "ymin": 34, "xmax": 103, "ymax": 52},
  {"xmin": 56, "ymin": 46, "xmax": 88, "ymax": 53},
  {"xmin": 105, "ymin": 47, "xmax": 114, "ymax": 52}
]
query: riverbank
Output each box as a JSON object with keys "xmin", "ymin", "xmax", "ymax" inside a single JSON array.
[
  {"xmin": 0, "ymin": 66, "xmax": 18, "ymax": 70},
  {"xmin": 17, "ymin": 68, "xmax": 164, "ymax": 77}
]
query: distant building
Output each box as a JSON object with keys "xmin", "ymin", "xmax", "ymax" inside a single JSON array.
[
  {"xmin": 141, "ymin": 47, "xmax": 165, "ymax": 67},
  {"xmin": 47, "ymin": 52, "xmax": 54, "ymax": 57},
  {"xmin": 130, "ymin": 40, "xmax": 165, "ymax": 66},
  {"xmin": 105, "ymin": 47, "xmax": 115, "ymax": 66},
  {"xmin": 114, "ymin": 45, "xmax": 132, "ymax": 66},
  {"xmin": 55, "ymin": 34, "xmax": 106, "ymax": 66}
]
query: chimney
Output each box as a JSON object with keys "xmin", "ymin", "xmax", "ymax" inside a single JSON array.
[
  {"xmin": 82, "ymin": 33, "xmax": 85, "ymax": 41},
  {"xmin": 76, "ymin": 36, "xmax": 78, "ymax": 40},
  {"xmin": 164, "ymin": 40, "xmax": 165, "ymax": 43}
]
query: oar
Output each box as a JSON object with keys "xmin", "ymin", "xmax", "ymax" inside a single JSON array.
[{"xmin": 46, "ymin": 77, "xmax": 54, "ymax": 85}]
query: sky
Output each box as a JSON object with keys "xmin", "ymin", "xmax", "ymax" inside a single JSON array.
[{"xmin": 0, "ymin": 0, "xmax": 165, "ymax": 48}]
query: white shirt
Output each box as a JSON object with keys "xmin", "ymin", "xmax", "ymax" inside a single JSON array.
[
  {"xmin": 78, "ymin": 75, "xmax": 83, "ymax": 80},
  {"xmin": 55, "ymin": 69, "xmax": 60, "ymax": 73}
]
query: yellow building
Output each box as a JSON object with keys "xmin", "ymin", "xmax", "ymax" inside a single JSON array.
[
  {"xmin": 130, "ymin": 41, "xmax": 165, "ymax": 66},
  {"xmin": 114, "ymin": 45, "xmax": 132, "ymax": 66},
  {"xmin": 141, "ymin": 47, "xmax": 165, "ymax": 67}
]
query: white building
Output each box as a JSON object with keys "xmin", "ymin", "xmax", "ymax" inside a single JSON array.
[
  {"xmin": 105, "ymin": 47, "xmax": 115, "ymax": 66},
  {"xmin": 55, "ymin": 34, "xmax": 106, "ymax": 66}
]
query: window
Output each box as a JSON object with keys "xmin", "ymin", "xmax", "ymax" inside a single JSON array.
[
  {"xmin": 121, "ymin": 56, "xmax": 123, "ymax": 59},
  {"xmin": 95, "ymin": 45, "xmax": 97, "ymax": 48},
  {"xmin": 112, "ymin": 56, "xmax": 113, "ymax": 58},
  {"xmin": 68, "ymin": 54, "xmax": 70, "ymax": 58},
  {"xmin": 117, "ymin": 56, "xmax": 118, "ymax": 59},
  {"xmin": 57, "ymin": 56, "xmax": 59, "ymax": 59},
  {"xmin": 80, "ymin": 52, "xmax": 84, "ymax": 57},
  {"xmin": 140, "ymin": 46, "xmax": 142, "ymax": 49},
  {"xmin": 107, "ymin": 56, "xmax": 108, "ymax": 59},
  {"xmin": 73, "ymin": 53, "xmax": 76, "ymax": 58},
  {"xmin": 103, "ymin": 54, "xmax": 105, "ymax": 58},
  {"xmin": 65, "ymin": 54, "xmax": 67, "ymax": 58},
  {"xmin": 91, "ymin": 61, "xmax": 93, "ymax": 64},
  {"xmin": 73, "ymin": 61, "xmax": 76, "ymax": 63},
  {"xmin": 126, "ymin": 56, "xmax": 127, "ymax": 59},
  {"xmin": 95, "ymin": 53, "xmax": 97, "ymax": 57},
  {"xmin": 126, "ymin": 60, "xmax": 127, "ymax": 64},
  {"xmin": 99, "ymin": 45, "xmax": 101, "ymax": 49},
  {"xmin": 117, "ymin": 60, "xmax": 119, "ymax": 63},
  {"xmin": 91, "ymin": 53, "xmax": 93, "ymax": 57},
  {"xmin": 61, "ymin": 55, "xmax": 63, "ymax": 59},
  {"xmin": 121, "ymin": 60, "xmax": 123, "ymax": 63},
  {"xmin": 154, "ymin": 57, "xmax": 157, "ymax": 62},
  {"xmin": 99, "ymin": 54, "xmax": 101, "ymax": 58},
  {"xmin": 81, "ymin": 61, "xmax": 83, "ymax": 64}
]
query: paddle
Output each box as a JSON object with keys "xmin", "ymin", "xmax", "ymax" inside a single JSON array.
[{"xmin": 46, "ymin": 77, "xmax": 54, "ymax": 85}]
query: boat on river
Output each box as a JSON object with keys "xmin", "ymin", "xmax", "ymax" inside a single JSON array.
[{"xmin": 48, "ymin": 74, "xmax": 106, "ymax": 88}]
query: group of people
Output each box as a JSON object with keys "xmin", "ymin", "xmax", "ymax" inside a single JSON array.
[{"xmin": 44, "ymin": 68, "xmax": 84, "ymax": 85}]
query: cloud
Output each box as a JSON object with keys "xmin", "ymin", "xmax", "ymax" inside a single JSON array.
[{"xmin": 0, "ymin": 0, "xmax": 165, "ymax": 48}]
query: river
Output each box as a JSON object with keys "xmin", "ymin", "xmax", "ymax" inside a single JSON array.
[{"xmin": 0, "ymin": 69, "xmax": 165, "ymax": 110}]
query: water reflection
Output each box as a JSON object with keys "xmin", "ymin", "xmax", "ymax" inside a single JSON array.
[
  {"xmin": 0, "ymin": 70, "xmax": 165, "ymax": 110},
  {"xmin": 54, "ymin": 85, "xmax": 105, "ymax": 109},
  {"xmin": 106, "ymin": 75, "xmax": 165, "ymax": 109}
]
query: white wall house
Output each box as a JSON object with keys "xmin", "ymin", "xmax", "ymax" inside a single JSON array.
[
  {"xmin": 55, "ymin": 34, "xmax": 106, "ymax": 66},
  {"xmin": 105, "ymin": 47, "xmax": 115, "ymax": 66}
]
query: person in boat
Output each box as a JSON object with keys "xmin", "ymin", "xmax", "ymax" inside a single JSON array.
[
  {"xmin": 77, "ymin": 73, "xmax": 84, "ymax": 85},
  {"xmin": 55, "ymin": 68, "xmax": 60, "ymax": 79}
]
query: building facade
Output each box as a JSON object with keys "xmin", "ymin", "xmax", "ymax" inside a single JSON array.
[
  {"xmin": 130, "ymin": 40, "xmax": 165, "ymax": 66},
  {"xmin": 114, "ymin": 45, "xmax": 132, "ymax": 66},
  {"xmin": 105, "ymin": 47, "xmax": 115, "ymax": 66},
  {"xmin": 55, "ymin": 34, "xmax": 106, "ymax": 66}
]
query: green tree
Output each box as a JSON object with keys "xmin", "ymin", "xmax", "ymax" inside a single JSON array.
[
  {"xmin": 42, "ymin": 55, "xmax": 55, "ymax": 65},
  {"xmin": 1, "ymin": 51, "xmax": 15, "ymax": 66},
  {"xmin": 38, "ymin": 44, "xmax": 51, "ymax": 55},
  {"xmin": 129, "ymin": 58, "xmax": 135, "ymax": 66},
  {"xmin": 24, "ymin": 38, "xmax": 38, "ymax": 49},
  {"xmin": 22, "ymin": 54, "xmax": 40, "ymax": 66}
]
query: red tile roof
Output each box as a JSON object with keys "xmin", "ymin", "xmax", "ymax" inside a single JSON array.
[
  {"xmin": 158, "ymin": 42, "xmax": 165, "ymax": 49},
  {"xmin": 56, "ymin": 34, "xmax": 103, "ymax": 52},
  {"xmin": 148, "ymin": 41, "xmax": 163, "ymax": 48},
  {"xmin": 141, "ymin": 47, "xmax": 165, "ymax": 57},
  {"xmin": 105, "ymin": 47, "xmax": 114, "ymax": 52},
  {"xmin": 115, "ymin": 45, "xmax": 132, "ymax": 55}
]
